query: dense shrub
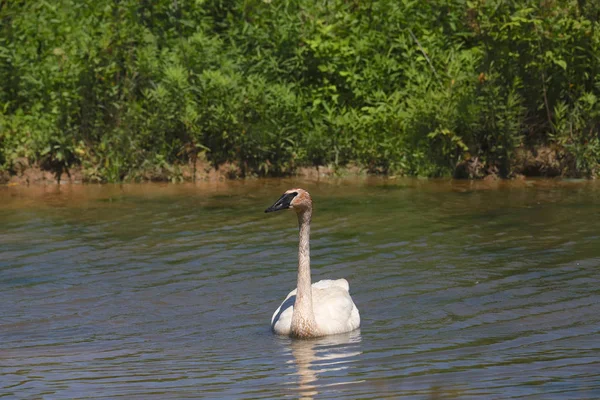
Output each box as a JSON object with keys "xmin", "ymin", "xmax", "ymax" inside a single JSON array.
[{"xmin": 0, "ymin": 0, "xmax": 598, "ymax": 181}]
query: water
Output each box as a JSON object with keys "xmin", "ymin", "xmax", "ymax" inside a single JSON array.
[{"xmin": 1, "ymin": 179, "xmax": 599, "ymax": 399}]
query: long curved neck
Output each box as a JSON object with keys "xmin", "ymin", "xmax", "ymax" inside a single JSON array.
[{"xmin": 291, "ymin": 208, "xmax": 318, "ymax": 337}]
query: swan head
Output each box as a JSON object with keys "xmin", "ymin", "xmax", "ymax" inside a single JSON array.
[{"xmin": 265, "ymin": 188, "xmax": 312, "ymax": 213}]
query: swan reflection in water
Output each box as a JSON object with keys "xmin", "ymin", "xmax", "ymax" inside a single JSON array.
[{"xmin": 278, "ymin": 330, "xmax": 363, "ymax": 399}]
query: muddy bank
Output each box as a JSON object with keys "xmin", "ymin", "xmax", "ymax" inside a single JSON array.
[
  {"xmin": 0, "ymin": 146, "xmax": 593, "ymax": 186},
  {"xmin": 0, "ymin": 159, "xmax": 368, "ymax": 185},
  {"xmin": 1, "ymin": 159, "xmax": 235, "ymax": 186},
  {"xmin": 454, "ymin": 146, "xmax": 592, "ymax": 180}
]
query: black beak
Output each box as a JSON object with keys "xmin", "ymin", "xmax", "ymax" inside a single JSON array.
[{"xmin": 265, "ymin": 192, "xmax": 297, "ymax": 213}]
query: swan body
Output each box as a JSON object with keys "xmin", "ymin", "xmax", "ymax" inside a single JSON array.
[
  {"xmin": 271, "ymin": 279, "xmax": 360, "ymax": 336},
  {"xmin": 265, "ymin": 188, "xmax": 360, "ymax": 338}
]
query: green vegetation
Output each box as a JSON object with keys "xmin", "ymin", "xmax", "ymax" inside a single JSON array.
[{"xmin": 1, "ymin": 0, "xmax": 599, "ymax": 181}]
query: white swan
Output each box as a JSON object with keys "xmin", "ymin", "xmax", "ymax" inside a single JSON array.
[{"xmin": 265, "ymin": 188, "xmax": 360, "ymax": 338}]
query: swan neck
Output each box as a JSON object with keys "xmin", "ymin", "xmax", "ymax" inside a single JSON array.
[
  {"xmin": 292, "ymin": 208, "xmax": 317, "ymax": 337},
  {"xmin": 297, "ymin": 210, "xmax": 312, "ymax": 294}
]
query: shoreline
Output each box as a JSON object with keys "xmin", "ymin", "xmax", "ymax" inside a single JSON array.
[{"xmin": 0, "ymin": 146, "xmax": 593, "ymax": 186}]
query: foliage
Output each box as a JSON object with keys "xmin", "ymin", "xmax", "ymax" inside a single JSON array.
[{"xmin": 0, "ymin": 0, "xmax": 599, "ymax": 181}]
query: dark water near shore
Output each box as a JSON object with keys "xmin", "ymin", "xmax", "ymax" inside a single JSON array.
[{"xmin": 1, "ymin": 178, "xmax": 599, "ymax": 399}]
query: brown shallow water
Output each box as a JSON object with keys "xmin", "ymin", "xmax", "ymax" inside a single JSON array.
[{"xmin": 1, "ymin": 178, "xmax": 599, "ymax": 399}]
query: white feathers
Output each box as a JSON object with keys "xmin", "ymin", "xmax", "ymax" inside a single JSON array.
[{"xmin": 271, "ymin": 279, "xmax": 360, "ymax": 336}]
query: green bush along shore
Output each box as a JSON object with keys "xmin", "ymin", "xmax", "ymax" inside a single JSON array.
[{"xmin": 1, "ymin": 0, "xmax": 599, "ymax": 182}]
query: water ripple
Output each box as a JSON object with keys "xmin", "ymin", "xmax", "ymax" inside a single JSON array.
[{"xmin": 1, "ymin": 181, "xmax": 599, "ymax": 398}]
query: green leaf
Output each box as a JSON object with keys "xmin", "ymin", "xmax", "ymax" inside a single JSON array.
[{"xmin": 554, "ymin": 59, "xmax": 567, "ymax": 71}]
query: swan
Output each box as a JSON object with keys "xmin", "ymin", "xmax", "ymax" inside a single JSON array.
[{"xmin": 265, "ymin": 188, "xmax": 360, "ymax": 338}]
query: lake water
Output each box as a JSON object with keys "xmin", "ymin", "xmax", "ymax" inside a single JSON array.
[{"xmin": 1, "ymin": 178, "xmax": 599, "ymax": 399}]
